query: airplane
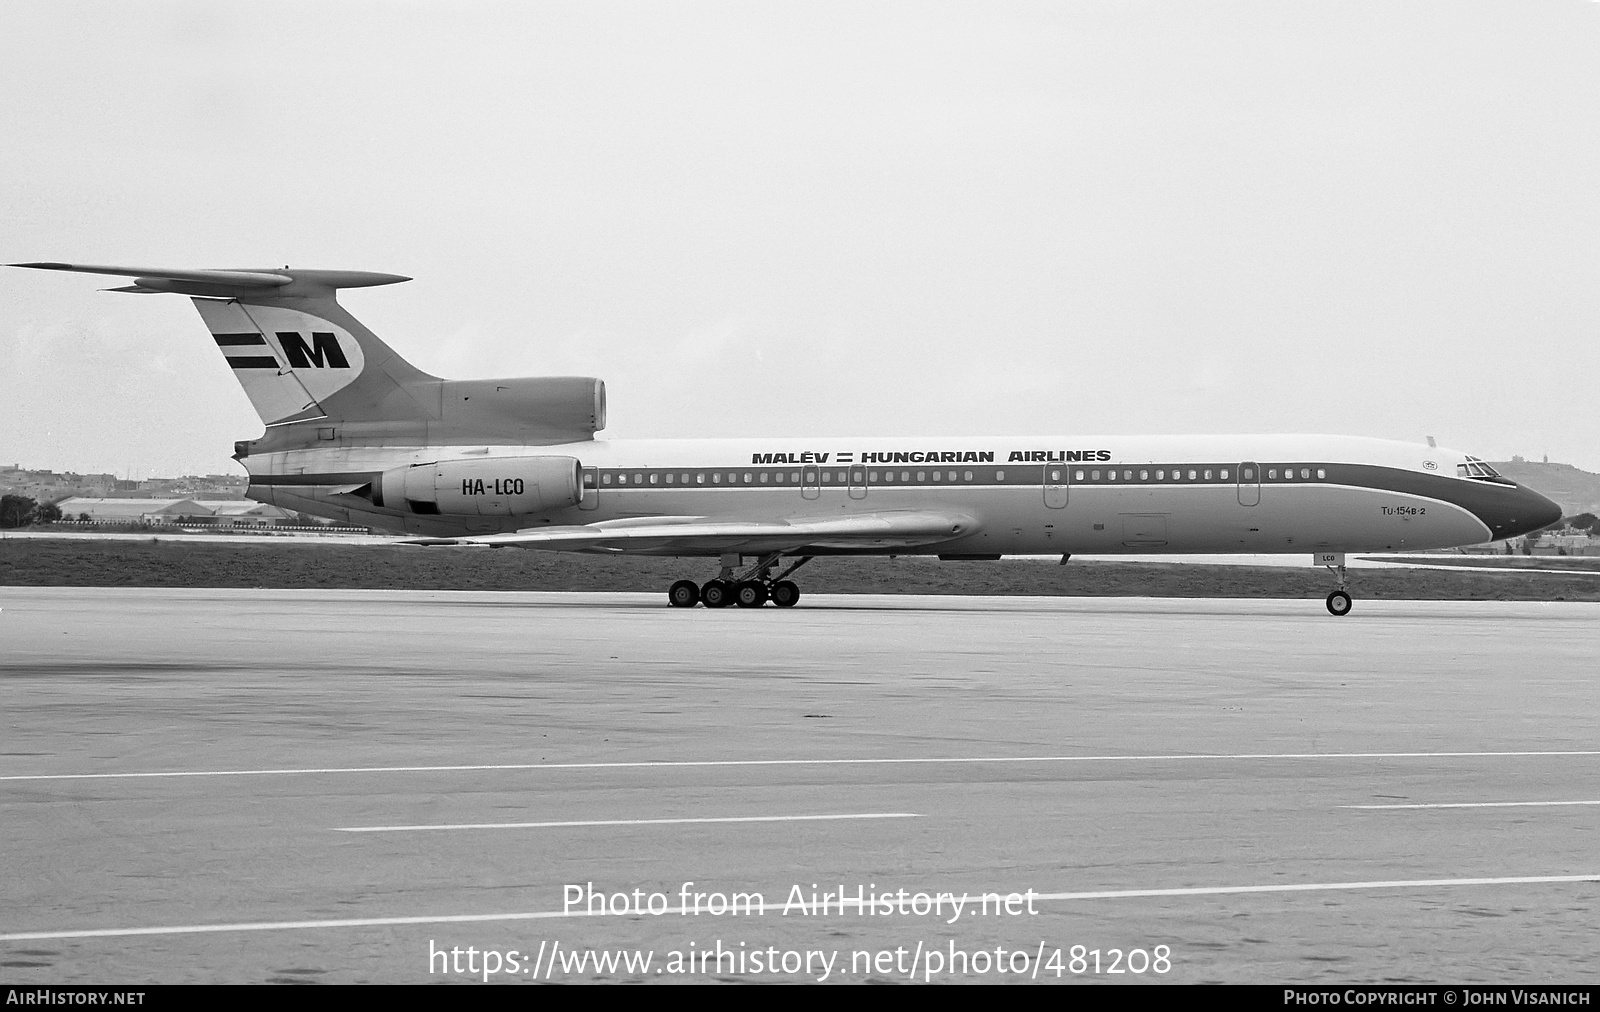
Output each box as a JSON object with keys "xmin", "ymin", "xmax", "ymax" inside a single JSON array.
[{"xmin": 8, "ymin": 262, "xmax": 1563, "ymax": 615}]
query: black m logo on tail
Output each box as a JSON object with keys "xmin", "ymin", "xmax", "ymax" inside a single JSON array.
[{"xmin": 277, "ymin": 331, "xmax": 351, "ymax": 369}]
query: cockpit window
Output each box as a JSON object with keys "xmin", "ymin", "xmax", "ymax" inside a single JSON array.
[{"xmin": 1456, "ymin": 456, "xmax": 1502, "ymax": 480}]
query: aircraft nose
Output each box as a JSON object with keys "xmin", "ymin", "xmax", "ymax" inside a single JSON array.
[{"xmin": 1476, "ymin": 483, "xmax": 1563, "ymax": 542}]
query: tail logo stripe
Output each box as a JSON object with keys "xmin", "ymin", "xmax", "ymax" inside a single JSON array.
[
  {"xmin": 192, "ymin": 300, "xmax": 363, "ymax": 424},
  {"xmin": 277, "ymin": 331, "xmax": 351, "ymax": 369}
]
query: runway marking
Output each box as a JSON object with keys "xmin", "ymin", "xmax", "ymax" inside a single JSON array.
[
  {"xmin": 4, "ymin": 873, "xmax": 1597, "ymax": 943},
  {"xmin": 4, "ymin": 750, "xmax": 1598, "ymax": 782},
  {"xmin": 1346, "ymin": 800, "xmax": 1600, "ymax": 810},
  {"xmin": 334, "ymin": 812, "xmax": 920, "ymax": 832}
]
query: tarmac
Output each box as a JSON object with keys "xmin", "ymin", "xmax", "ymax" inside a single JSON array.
[{"xmin": 1, "ymin": 587, "xmax": 1596, "ymax": 984}]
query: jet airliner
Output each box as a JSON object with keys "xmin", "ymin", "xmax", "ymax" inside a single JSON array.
[{"xmin": 10, "ymin": 263, "xmax": 1561, "ymax": 615}]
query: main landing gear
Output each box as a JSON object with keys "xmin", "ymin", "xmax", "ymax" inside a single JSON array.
[
  {"xmin": 1323, "ymin": 556, "xmax": 1353, "ymax": 616},
  {"xmin": 667, "ymin": 553, "xmax": 813, "ymax": 609}
]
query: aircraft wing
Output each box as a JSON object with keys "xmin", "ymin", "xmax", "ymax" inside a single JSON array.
[{"xmin": 398, "ymin": 510, "xmax": 976, "ymax": 554}]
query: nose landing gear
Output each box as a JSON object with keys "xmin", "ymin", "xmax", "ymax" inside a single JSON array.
[
  {"xmin": 1320, "ymin": 553, "xmax": 1353, "ymax": 616},
  {"xmin": 665, "ymin": 553, "xmax": 812, "ymax": 609}
]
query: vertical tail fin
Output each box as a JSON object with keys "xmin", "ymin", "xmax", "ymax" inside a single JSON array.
[
  {"xmin": 9, "ymin": 262, "xmax": 605, "ymax": 447},
  {"xmin": 193, "ymin": 297, "xmax": 368, "ymax": 424},
  {"xmin": 9, "ymin": 263, "xmax": 437, "ymax": 426}
]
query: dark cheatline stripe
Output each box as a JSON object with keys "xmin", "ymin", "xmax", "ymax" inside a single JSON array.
[
  {"xmin": 213, "ymin": 333, "xmax": 267, "ymax": 346},
  {"xmin": 247, "ymin": 472, "xmax": 381, "ymax": 485},
  {"xmin": 225, "ymin": 355, "xmax": 280, "ymax": 369},
  {"xmin": 1336, "ymin": 464, "xmax": 1556, "ymax": 540}
]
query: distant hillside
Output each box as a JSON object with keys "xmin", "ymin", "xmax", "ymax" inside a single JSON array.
[{"xmin": 1489, "ymin": 461, "xmax": 1600, "ymax": 519}]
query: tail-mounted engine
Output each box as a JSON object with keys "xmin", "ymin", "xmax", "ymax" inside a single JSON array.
[{"xmin": 371, "ymin": 456, "xmax": 583, "ymax": 516}]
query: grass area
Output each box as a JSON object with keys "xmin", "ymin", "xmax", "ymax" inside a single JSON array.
[{"xmin": 3, "ymin": 538, "xmax": 1599, "ymax": 601}]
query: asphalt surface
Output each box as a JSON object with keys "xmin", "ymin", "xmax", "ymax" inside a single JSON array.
[{"xmin": 1, "ymin": 588, "xmax": 1596, "ymax": 984}]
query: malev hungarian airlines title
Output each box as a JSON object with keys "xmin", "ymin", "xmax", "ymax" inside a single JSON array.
[{"xmin": 750, "ymin": 449, "xmax": 1114, "ymax": 464}]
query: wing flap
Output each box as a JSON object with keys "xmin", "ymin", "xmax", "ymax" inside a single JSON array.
[{"xmin": 398, "ymin": 511, "xmax": 976, "ymax": 553}]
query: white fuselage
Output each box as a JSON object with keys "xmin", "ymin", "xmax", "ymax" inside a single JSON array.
[{"xmin": 246, "ymin": 433, "xmax": 1537, "ymax": 555}]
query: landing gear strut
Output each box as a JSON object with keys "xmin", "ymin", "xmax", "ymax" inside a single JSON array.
[
  {"xmin": 665, "ymin": 553, "xmax": 812, "ymax": 609},
  {"xmin": 1323, "ymin": 557, "xmax": 1353, "ymax": 616}
]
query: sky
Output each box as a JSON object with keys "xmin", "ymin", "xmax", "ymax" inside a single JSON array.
[{"xmin": 2, "ymin": 1, "xmax": 1597, "ymax": 478}]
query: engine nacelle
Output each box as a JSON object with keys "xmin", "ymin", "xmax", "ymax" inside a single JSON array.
[{"xmin": 373, "ymin": 455, "xmax": 583, "ymax": 516}]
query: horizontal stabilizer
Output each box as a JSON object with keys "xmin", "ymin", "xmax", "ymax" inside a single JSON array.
[
  {"xmin": 7, "ymin": 262, "xmax": 409, "ymax": 298},
  {"xmin": 12, "ymin": 262, "xmax": 293, "ymax": 287}
]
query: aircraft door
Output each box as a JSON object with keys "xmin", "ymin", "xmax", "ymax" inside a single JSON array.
[
  {"xmin": 801, "ymin": 467, "xmax": 820, "ymax": 500},
  {"xmin": 1043, "ymin": 463, "xmax": 1069, "ymax": 508},
  {"xmin": 579, "ymin": 467, "xmax": 599, "ymax": 510},
  {"xmin": 1237, "ymin": 461, "xmax": 1260, "ymax": 507},
  {"xmin": 848, "ymin": 465, "xmax": 867, "ymax": 500}
]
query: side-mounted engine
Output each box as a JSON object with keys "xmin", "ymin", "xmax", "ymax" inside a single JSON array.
[{"xmin": 371, "ymin": 455, "xmax": 583, "ymax": 517}]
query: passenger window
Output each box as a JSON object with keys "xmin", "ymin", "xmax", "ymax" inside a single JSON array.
[
  {"xmin": 1156, "ymin": 470, "xmax": 1164, "ymax": 480},
  {"xmin": 584, "ymin": 473, "xmax": 595, "ymax": 486},
  {"xmin": 853, "ymin": 471, "xmax": 863, "ymax": 483},
  {"xmin": 696, "ymin": 473, "xmax": 705, "ymax": 484},
  {"xmin": 759, "ymin": 473, "xmax": 768, "ymax": 483},
  {"xmin": 1300, "ymin": 468, "xmax": 1310, "ymax": 479},
  {"xmin": 1243, "ymin": 468, "xmax": 1253, "ymax": 480},
  {"xmin": 1091, "ymin": 470, "xmax": 1100, "ymax": 480},
  {"xmin": 933, "ymin": 471, "xmax": 942, "ymax": 481},
  {"xmin": 1203, "ymin": 469, "xmax": 1212, "ymax": 480},
  {"xmin": 632, "ymin": 473, "xmax": 642, "ymax": 484},
  {"xmin": 964, "ymin": 470, "xmax": 974, "ymax": 481},
  {"xmin": 1188, "ymin": 470, "xmax": 1197, "ymax": 480},
  {"xmin": 744, "ymin": 473, "xmax": 752, "ymax": 483},
  {"xmin": 649, "ymin": 473, "xmax": 658, "ymax": 484},
  {"xmin": 602, "ymin": 473, "xmax": 613, "ymax": 485},
  {"xmin": 1074, "ymin": 470, "xmax": 1084, "ymax": 481},
  {"xmin": 869, "ymin": 471, "xmax": 879, "ymax": 482},
  {"xmin": 1316, "ymin": 469, "xmax": 1326, "ymax": 479},
  {"xmin": 712, "ymin": 473, "xmax": 721, "ymax": 483},
  {"xmin": 1124, "ymin": 470, "xmax": 1132, "ymax": 481},
  {"xmin": 995, "ymin": 470, "xmax": 1005, "ymax": 481},
  {"xmin": 1267, "ymin": 469, "xmax": 1276, "ymax": 479},
  {"xmin": 618, "ymin": 474, "xmax": 628, "ymax": 485},
  {"xmin": 1140, "ymin": 470, "xmax": 1148, "ymax": 480},
  {"xmin": 902, "ymin": 471, "xmax": 911, "ymax": 481},
  {"xmin": 1220, "ymin": 469, "xmax": 1228, "ymax": 480},
  {"xmin": 916, "ymin": 471, "xmax": 925, "ymax": 482},
  {"xmin": 665, "ymin": 473, "xmax": 674, "ymax": 484}
]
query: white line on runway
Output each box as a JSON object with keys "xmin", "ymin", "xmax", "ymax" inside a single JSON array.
[
  {"xmin": 4, "ymin": 873, "xmax": 1597, "ymax": 943},
  {"xmin": 4, "ymin": 750, "xmax": 1598, "ymax": 782},
  {"xmin": 1346, "ymin": 800, "xmax": 1600, "ymax": 810},
  {"xmin": 335, "ymin": 813, "xmax": 920, "ymax": 832}
]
